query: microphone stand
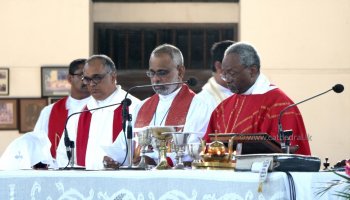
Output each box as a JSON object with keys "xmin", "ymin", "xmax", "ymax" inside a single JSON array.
[
  {"xmin": 235, "ymin": 84, "xmax": 344, "ymax": 172},
  {"xmin": 278, "ymin": 84, "xmax": 344, "ymax": 154},
  {"xmin": 127, "ymin": 117, "xmax": 133, "ymax": 168},
  {"xmin": 69, "ymin": 141, "xmax": 75, "ymax": 167},
  {"xmin": 63, "ymin": 127, "xmax": 73, "ymax": 168},
  {"xmin": 63, "ymin": 102, "xmax": 122, "ymax": 169},
  {"xmin": 121, "ymin": 98, "xmax": 133, "ymax": 168}
]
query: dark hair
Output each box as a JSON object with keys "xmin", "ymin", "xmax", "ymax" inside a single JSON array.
[
  {"xmin": 225, "ymin": 42, "xmax": 260, "ymax": 71},
  {"xmin": 86, "ymin": 55, "xmax": 117, "ymax": 72},
  {"xmin": 69, "ymin": 58, "xmax": 86, "ymax": 75},
  {"xmin": 211, "ymin": 40, "xmax": 235, "ymax": 72}
]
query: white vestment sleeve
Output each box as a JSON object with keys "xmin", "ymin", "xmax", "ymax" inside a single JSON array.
[
  {"xmin": 0, "ymin": 131, "xmax": 53, "ymax": 170},
  {"xmin": 184, "ymin": 94, "xmax": 212, "ymax": 142},
  {"xmin": 33, "ymin": 104, "xmax": 54, "ymax": 134}
]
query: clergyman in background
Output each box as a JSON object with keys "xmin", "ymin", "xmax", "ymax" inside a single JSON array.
[
  {"xmin": 0, "ymin": 58, "xmax": 91, "ymax": 169},
  {"xmin": 197, "ymin": 40, "xmax": 235, "ymax": 112}
]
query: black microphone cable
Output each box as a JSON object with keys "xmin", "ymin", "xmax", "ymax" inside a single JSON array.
[{"xmin": 62, "ymin": 102, "xmax": 122, "ymax": 170}]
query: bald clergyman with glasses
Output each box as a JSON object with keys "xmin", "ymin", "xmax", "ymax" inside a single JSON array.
[
  {"xmin": 132, "ymin": 44, "xmax": 212, "ymax": 166},
  {"xmin": 71, "ymin": 55, "xmax": 140, "ymax": 170}
]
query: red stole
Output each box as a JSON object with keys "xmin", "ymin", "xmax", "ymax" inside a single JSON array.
[
  {"xmin": 205, "ymin": 88, "xmax": 311, "ymax": 155},
  {"xmin": 135, "ymin": 84, "xmax": 195, "ymax": 128},
  {"xmin": 76, "ymin": 105, "xmax": 123, "ymax": 166},
  {"xmin": 48, "ymin": 97, "xmax": 68, "ymax": 158}
]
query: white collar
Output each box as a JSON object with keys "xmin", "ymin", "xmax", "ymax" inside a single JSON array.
[
  {"xmin": 88, "ymin": 85, "xmax": 124, "ymax": 109},
  {"xmin": 208, "ymin": 77, "xmax": 232, "ymax": 96},
  {"xmin": 242, "ymin": 73, "xmax": 277, "ymax": 95},
  {"xmin": 66, "ymin": 96, "xmax": 90, "ymax": 110}
]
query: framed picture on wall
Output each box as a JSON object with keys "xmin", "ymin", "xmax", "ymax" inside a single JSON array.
[
  {"xmin": 19, "ymin": 98, "xmax": 48, "ymax": 133},
  {"xmin": 0, "ymin": 99, "xmax": 18, "ymax": 130},
  {"xmin": 48, "ymin": 96, "xmax": 64, "ymax": 104},
  {"xmin": 0, "ymin": 68, "xmax": 9, "ymax": 96},
  {"xmin": 41, "ymin": 66, "xmax": 70, "ymax": 97}
]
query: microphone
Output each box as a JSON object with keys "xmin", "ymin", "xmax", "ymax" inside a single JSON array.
[
  {"xmin": 123, "ymin": 77, "xmax": 198, "ymax": 99},
  {"xmin": 278, "ymin": 84, "xmax": 344, "ymax": 153},
  {"xmin": 63, "ymin": 102, "xmax": 122, "ymax": 168},
  {"xmin": 333, "ymin": 84, "xmax": 344, "ymax": 93}
]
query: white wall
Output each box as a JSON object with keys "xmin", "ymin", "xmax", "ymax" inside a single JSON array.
[
  {"xmin": 0, "ymin": 0, "xmax": 91, "ymax": 153},
  {"xmin": 240, "ymin": 0, "xmax": 350, "ymax": 164},
  {"xmin": 93, "ymin": 3, "xmax": 239, "ymax": 23}
]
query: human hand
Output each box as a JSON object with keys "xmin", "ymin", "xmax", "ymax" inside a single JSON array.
[
  {"xmin": 289, "ymin": 145, "xmax": 299, "ymax": 154},
  {"xmin": 103, "ymin": 156, "xmax": 119, "ymax": 169},
  {"xmin": 133, "ymin": 155, "xmax": 157, "ymax": 166}
]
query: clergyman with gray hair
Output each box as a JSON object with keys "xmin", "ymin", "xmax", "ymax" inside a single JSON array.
[
  {"xmin": 204, "ymin": 42, "xmax": 311, "ymax": 155},
  {"xmin": 132, "ymin": 44, "xmax": 212, "ymax": 167}
]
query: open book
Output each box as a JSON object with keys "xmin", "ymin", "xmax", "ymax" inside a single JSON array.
[
  {"xmin": 208, "ymin": 133, "xmax": 320, "ymax": 172},
  {"xmin": 208, "ymin": 133, "xmax": 283, "ymax": 154}
]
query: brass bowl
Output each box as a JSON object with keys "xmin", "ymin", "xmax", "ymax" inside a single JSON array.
[
  {"xmin": 201, "ymin": 153, "xmax": 232, "ymax": 163},
  {"xmin": 207, "ymin": 140, "xmax": 226, "ymax": 156},
  {"xmin": 192, "ymin": 161, "xmax": 236, "ymax": 170}
]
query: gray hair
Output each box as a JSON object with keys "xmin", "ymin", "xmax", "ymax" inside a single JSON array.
[
  {"xmin": 150, "ymin": 44, "xmax": 184, "ymax": 66},
  {"xmin": 224, "ymin": 42, "xmax": 260, "ymax": 70},
  {"xmin": 86, "ymin": 54, "xmax": 117, "ymax": 72}
]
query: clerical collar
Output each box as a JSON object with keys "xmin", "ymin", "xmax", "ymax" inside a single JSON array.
[
  {"xmin": 95, "ymin": 85, "xmax": 121, "ymax": 107},
  {"xmin": 66, "ymin": 95, "xmax": 91, "ymax": 110},
  {"xmin": 242, "ymin": 73, "xmax": 277, "ymax": 95}
]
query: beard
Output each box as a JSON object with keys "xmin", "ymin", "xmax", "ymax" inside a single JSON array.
[
  {"xmin": 152, "ymin": 83, "xmax": 180, "ymax": 95},
  {"xmin": 152, "ymin": 77, "xmax": 182, "ymax": 95}
]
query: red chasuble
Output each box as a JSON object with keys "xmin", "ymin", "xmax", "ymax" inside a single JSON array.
[
  {"xmin": 135, "ymin": 84, "xmax": 195, "ymax": 128},
  {"xmin": 48, "ymin": 97, "xmax": 68, "ymax": 158},
  {"xmin": 76, "ymin": 105, "xmax": 123, "ymax": 166},
  {"xmin": 204, "ymin": 88, "xmax": 311, "ymax": 155}
]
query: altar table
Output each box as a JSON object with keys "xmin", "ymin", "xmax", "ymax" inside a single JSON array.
[{"xmin": 0, "ymin": 170, "xmax": 346, "ymax": 200}]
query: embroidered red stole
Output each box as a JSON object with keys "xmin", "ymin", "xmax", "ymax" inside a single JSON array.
[
  {"xmin": 135, "ymin": 84, "xmax": 195, "ymax": 128},
  {"xmin": 48, "ymin": 97, "xmax": 68, "ymax": 158},
  {"xmin": 205, "ymin": 88, "xmax": 311, "ymax": 155},
  {"xmin": 76, "ymin": 105, "xmax": 123, "ymax": 166}
]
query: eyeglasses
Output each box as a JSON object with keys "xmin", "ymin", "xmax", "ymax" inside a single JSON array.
[
  {"xmin": 146, "ymin": 69, "xmax": 171, "ymax": 78},
  {"xmin": 220, "ymin": 67, "xmax": 247, "ymax": 82},
  {"xmin": 81, "ymin": 72, "xmax": 111, "ymax": 85}
]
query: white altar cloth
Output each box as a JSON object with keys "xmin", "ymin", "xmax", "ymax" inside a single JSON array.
[{"xmin": 0, "ymin": 170, "xmax": 346, "ymax": 200}]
